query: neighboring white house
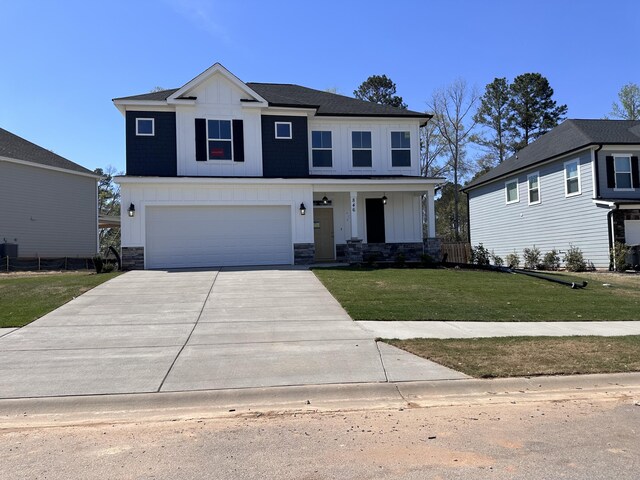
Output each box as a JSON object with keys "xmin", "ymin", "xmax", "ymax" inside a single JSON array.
[
  {"xmin": 463, "ymin": 119, "xmax": 640, "ymax": 269},
  {"xmin": 113, "ymin": 63, "xmax": 442, "ymax": 269}
]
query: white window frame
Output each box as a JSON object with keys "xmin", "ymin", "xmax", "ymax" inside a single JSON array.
[
  {"xmin": 207, "ymin": 119, "xmax": 233, "ymax": 161},
  {"xmin": 311, "ymin": 130, "xmax": 333, "ymax": 168},
  {"xmin": 564, "ymin": 160, "xmax": 581, "ymax": 197},
  {"xmin": 527, "ymin": 172, "xmax": 541, "ymax": 205},
  {"xmin": 351, "ymin": 130, "xmax": 373, "ymax": 168},
  {"xmin": 613, "ymin": 154, "xmax": 634, "ymax": 191},
  {"xmin": 275, "ymin": 122, "xmax": 292, "ymax": 140},
  {"xmin": 136, "ymin": 118, "xmax": 154, "ymax": 136},
  {"xmin": 390, "ymin": 131, "xmax": 411, "ymax": 167},
  {"xmin": 505, "ymin": 179, "xmax": 519, "ymax": 204}
]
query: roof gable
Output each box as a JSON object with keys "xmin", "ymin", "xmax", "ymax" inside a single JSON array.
[
  {"xmin": 0, "ymin": 128, "xmax": 95, "ymax": 176},
  {"xmin": 465, "ymin": 119, "xmax": 640, "ymax": 190}
]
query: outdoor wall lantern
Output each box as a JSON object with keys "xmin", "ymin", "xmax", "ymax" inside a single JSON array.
[
  {"xmin": 382, "ymin": 194, "xmax": 388, "ymax": 205},
  {"xmin": 128, "ymin": 203, "xmax": 136, "ymax": 217},
  {"xmin": 299, "ymin": 202, "xmax": 306, "ymax": 215},
  {"xmin": 322, "ymin": 195, "xmax": 329, "ymax": 205}
]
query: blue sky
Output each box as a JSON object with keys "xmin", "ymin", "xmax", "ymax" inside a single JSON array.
[{"xmin": 1, "ymin": 0, "xmax": 638, "ymax": 172}]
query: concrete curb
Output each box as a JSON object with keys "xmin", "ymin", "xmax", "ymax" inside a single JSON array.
[{"xmin": 2, "ymin": 372, "xmax": 639, "ymax": 429}]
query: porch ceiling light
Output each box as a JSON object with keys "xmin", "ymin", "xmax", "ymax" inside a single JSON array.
[
  {"xmin": 382, "ymin": 194, "xmax": 388, "ymax": 205},
  {"xmin": 127, "ymin": 203, "xmax": 136, "ymax": 218},
  {"xmin": 299, "ymin": 202, "xmax": 306, "ymax": 215},
  {"xmin": 322, "ymin": 195, "xmax": 329, "ymax": 205}
]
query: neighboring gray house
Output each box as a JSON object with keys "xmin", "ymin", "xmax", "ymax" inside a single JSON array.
[
  {"xmin": 463, "ymin": 120, "xmax": 640, "ymax": 269},
  {"xmin": 0, "ymin": 128, "xmax": 99, "ymax": 258}
]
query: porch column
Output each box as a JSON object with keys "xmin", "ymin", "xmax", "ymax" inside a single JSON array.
[
  {"xmin": 427, "ymin": 190, "xmax": 436, "ymax": 238},
  {"xmin": 349, "ymin": 191, "xmax": 359, "ymax": 239}
]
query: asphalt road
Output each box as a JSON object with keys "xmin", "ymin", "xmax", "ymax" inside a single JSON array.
[{"xmin": 2, "ymin": 396, "xmax": 638, "ymax": 479}]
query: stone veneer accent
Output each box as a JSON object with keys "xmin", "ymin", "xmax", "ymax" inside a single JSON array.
[
  {"xmin": 121, "ymin": 246, "xmax": 144, "ymax": 270},
  {"xmin": 293, "ymin": 243, "xmax": 315, "ymax": 265},
  {"xmin": 362, "ymin": 242, "xmax": 424, "ymax": 263},
  {"xmin": 346, "ymin": 239, "xmax": 364, "ymax": 264},
  {"xmin": 612, "ymin": 209, "xmax": 640, "ymax": 244},
  {"xmin": 423, "ymin": 237, "xmax": 442, "ymax": 261}
]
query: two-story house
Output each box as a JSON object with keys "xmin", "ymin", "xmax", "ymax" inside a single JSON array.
[
  {"xmin": 113, "ymin": 63, "xmax": 441, "ymax": 269},
  {"xmin": 463, "ymin": 119, "xmax": 640, "ymax": 269}
]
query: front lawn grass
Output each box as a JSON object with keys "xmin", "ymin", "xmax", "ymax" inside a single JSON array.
[
  {"xmin": 313, "ymin": 267, "xmax": 640, "ymax": 321},
  {"xmin": 0, "ymin": 271, "xmax": 120, "ymax": 328},
  {"xmin": 385, "ymin": 336, "xmax": 640, "ymax": 378}
]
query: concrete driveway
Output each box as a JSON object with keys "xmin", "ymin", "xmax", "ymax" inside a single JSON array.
[{"xmin": 0, "ymin": 268, "xmax": 465, "ymax": 399}]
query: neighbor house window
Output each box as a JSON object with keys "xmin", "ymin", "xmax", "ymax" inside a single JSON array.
[
  {"xmin": 136, "ymin": 118, "xmax": 154, "ymax": 136},
  {"xmin": 564, "ymin": 160, "xmax": 581, "ymax": 196},
  {"xmin": 614, "ymin": 155, "xmax": 633, "ymax": 189},
  {"xmin": 505, "ymin": 179, "xmax": 519, "ymax": 204},
  {"xmin": 312, "ymin": 131, "xmax": 332, "ymax": 167},
  {"xmin": 207, "ymin": 120, "xmax": 232, "ymax": 160},
  {"xmin": 275, "ymin": 122, "xmax": 292, "ymax": 139},
  {"xmin": 391, "ymin": 131, "xmax": 411, "ymax": 167},
  {"xmin": 528, "ymin": 172, "xmax": 540, "ymax": 204},
  {"xmin": 352, "ymin": 131, "xmax": 372, "ymax": 167}
]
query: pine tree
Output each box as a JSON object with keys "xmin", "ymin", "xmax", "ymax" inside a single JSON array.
[
  {"xmin": 354, "ymin": 74, "xmax": 407, "ymax": 109},
  {"xmin": 472, "ymin": 77, "xmax": 513, "ymax": 164}
]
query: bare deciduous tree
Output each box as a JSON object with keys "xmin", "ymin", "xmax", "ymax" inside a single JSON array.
[{"xmin": 428, "ymin": 79, "xmax": 479, "ymax": 240}]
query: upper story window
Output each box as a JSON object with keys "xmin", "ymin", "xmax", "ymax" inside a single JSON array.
[
  {"xmin": 275, "ymin": 122, "xmax": 292, "ymax": 139},
  {"xmin": 614, "ymin": 155, "xmax": 633, "ymax": 189},
  {"xmin": 208, "ymin": 120, "xmax": 232, "ymax": 160},
  {"xmin": 505, "ymin": 179, "xmax": 519, "ymax": 204},
  {"xmin": 391, "ymin": 131, "xmax": 411, "ymax": 167},
  {"xmin": 352, "ymin": 131, "xmax": 372, "ymax": 167},
  {"xmin": 528, "ymin": 172, "xmax": 540, "ymax": 204},
  {"xmin": 564, "ymin": 160, "xmax": 581, "ymax": 196},
  {"xmin": 312, "ymin": 131, "xmax": 332, "ymax": 167},
  {"xmin": 136, "ymin": 118, "xmax": 154, "ymax": 136}
]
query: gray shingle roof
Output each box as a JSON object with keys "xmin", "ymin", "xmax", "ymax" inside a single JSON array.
[
  {"xmin": 113, "ymin": 84, "xmax": 430, "ymax": 121},
  {"xmin": 0, "ymin": 128, "xmax": 95, "ymax": 175},
  {"xmin": 465, "ymin": 119, "xmax": 640, "ymax": 190}
]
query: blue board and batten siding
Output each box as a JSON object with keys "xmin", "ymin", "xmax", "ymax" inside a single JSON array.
[
  {"xmin": 261, "ymin": 116, "xmax": 309, "ymax": 177},
  {"xmin": 469, "ymin": 150, "xmax": 611, "ymax": 268},
  {"xmin": 596, "ymin": 148, "xmax": 640, "ymax": 199},
  {"xmin": 126, "ymin": 111, "xmax": 177, "ymax": 176}
]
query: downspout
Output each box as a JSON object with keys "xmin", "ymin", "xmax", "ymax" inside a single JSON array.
[
  {"xmin": 465, "ymin": 189, "xmax": 471, "ymax": 244},
  {"xmin": 593, "ymin": 144, "xmax": 603, "ymax": 198},
  {"xmin": 607, "ymin": 205, "xmax": 618, "ymax": 271}
]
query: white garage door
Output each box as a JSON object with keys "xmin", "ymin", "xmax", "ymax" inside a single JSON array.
[
  {"xmin": 626, "ymin": 220, "xmax": 640, "ymax": 245},
  {"xmin": 145, "ymin": 205, "xmax": 293, "ymax": 268}
]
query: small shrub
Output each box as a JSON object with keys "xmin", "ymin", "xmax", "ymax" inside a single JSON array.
[
  {"xmin": 611, "ymin": 242, "xmax": 630, "ymax": 272},
  {"xmin": 563, "ymin": 245, "xmax": 586, "ymax": 272},
  {"xmin": 420, "ymin": 253, "xmax": 435, "ymax": 267},
  {"xmin": 93, "ymin": 255, "xmax": 103, "ymax": 274},
  {"xmin": 364, "ymin": 253, "xmax": 379, "ymax": 268},
  {"xmin": 490, "ymin": 250, "xmax": 504, "ymax": 267},
  {"xmin": 505, "ymin": 251, "xmax": 520, "ymax": 269},
  {"xmin": 541, "ymin": 249, "xmax": 560, "ymax": 271},
  {"xmin": 101, "ymin": 262, "xmax": 116, "ymax": 273},
  {"xmin": 395, "ymin": 253, "xmax": 406, "ymax": 267},
  {"xmin": 470, "ymin": 243, "xmax": 490, "ymax": 265},
  {"xmin": 522, "ymin": 246, "xmax": 541, "ymax": 269}
]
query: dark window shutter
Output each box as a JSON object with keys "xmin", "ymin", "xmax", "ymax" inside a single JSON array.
[
  {"xmin": 195, "ymin": 118, "xmax": 207, "ymax": 161},
  {"xmin": 632, "ymin": 156, "xmax": 640, "ymax": 188},
  {"xmin": 606, "ymin": 156, "xmax": 615, "ymax": 189},
  {"xmin": 232, "ymin": 119, "xmax": 244, "ymax": 162}
]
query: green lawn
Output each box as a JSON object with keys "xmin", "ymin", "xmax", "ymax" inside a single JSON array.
[
  {"xmin": 385, "ymin": 336, "xmax": 640, "ymax": 378},
  {"xmin": 313, "ymin": 267, "xmax": 640, "ymax": 321},
  {"xmin": 0, "ymin": 272, "xmax": 120, "ymax": 328}
]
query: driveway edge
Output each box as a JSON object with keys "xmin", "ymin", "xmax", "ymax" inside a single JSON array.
[{"xmin": 2, "ymin": 372, "xmax": 639, "ymax": 429}]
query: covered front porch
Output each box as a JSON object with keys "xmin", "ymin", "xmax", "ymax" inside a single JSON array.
[{"xmin": 294, "ymin": 178, "xmax": 440, "ymax": 265}]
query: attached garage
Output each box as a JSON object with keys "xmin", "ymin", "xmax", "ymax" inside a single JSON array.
[{"xmin": 145, "ymin": 205, "xmax": 293, "ymax": 268}]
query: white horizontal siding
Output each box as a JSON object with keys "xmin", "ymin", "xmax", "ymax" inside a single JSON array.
[
  {"xmin": 0, "ymin": 161, "xmax": 97, "ymax": 257},
  {"xmin": 469, "ymin": 152, "xmax": 611, "ymax": 268}
]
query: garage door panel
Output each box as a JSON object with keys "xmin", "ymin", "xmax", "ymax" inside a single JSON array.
[{"xmin": 146, "ymin": 206, "xmax": 293, "ymax": 268}]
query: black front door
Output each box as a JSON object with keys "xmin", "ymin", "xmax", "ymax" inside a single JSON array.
[{"xmin": 365, "ymin": 198, "xmax": 385, "ymax": 243}]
